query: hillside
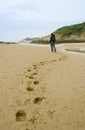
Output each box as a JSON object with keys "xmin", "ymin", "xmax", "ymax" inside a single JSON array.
[
  {"xmin": 23, "ymin": 37, "xmax": 39, "ymax": 41},
  {"xmin": 53, "ymin": 22, "xmax": 85, "ymax": 42},
  {"xmin": 25, "ymin": 22, "xmax": 85, "ymax": 44}
]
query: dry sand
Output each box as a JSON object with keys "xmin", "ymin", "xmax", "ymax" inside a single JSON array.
[{"xmin": 0, "ymin": 43, "xmax": 85, "ymax": 130}]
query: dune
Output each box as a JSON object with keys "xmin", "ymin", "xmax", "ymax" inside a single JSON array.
[{"xmin": 0, "ymin": 43, "xmax": 85, "ymax": 130}]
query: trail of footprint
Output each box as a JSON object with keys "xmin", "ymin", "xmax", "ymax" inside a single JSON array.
[
  {"xmin": 16, "ymin": 54, "xmax": 68, "ymax": 126},
  {"xmin": 25, "ymin": 56, "xmax": 62, "ymax": 88},
  {"xmin": 16, "ymin": 62, "xmax": 45, "ymax": 124},
  {"xmin": 24, "ymin": 53, "xmax": 67, "ymax": 95},
  {"xmin": 24, "ymin": 53, "xmax": 67, "ymax": 98}
]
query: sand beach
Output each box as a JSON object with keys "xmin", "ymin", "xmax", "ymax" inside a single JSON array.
[{"xmin": 0, "ymin": 43, "xmax": 85, "ymax": 130}]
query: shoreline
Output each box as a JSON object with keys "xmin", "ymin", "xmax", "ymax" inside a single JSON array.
[{"xmin": 17, "ymin": 41, "xmax": 85, "ymax": 55}]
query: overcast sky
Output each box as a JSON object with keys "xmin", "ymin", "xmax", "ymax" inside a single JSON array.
[{"xmin": 0, "ymin": 0, "xmax": 85, "ymax": 41}]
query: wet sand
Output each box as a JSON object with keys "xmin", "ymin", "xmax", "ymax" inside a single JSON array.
[{"xmin": 0, "ymin": 43, "xmax": 85, "ymax": 130}]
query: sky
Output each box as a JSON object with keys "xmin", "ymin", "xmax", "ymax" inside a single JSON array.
[{"xmin": 0, "ymin": 0, "xmax": 85, "ymax": 42}]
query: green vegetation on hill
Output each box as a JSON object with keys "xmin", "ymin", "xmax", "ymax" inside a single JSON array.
[{"xmin": 54, "ymin": 22, "xmax": 85, "ymax": 37}]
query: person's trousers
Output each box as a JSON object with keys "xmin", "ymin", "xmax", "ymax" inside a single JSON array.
[{"xmin": 50, "ymin": 42, "xmax": 56, "ymax": 52}]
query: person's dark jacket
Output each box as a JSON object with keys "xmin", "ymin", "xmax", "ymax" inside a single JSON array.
[{"xmin": 50, "ymin": 34, "xmax": 56, "ymax": 43}]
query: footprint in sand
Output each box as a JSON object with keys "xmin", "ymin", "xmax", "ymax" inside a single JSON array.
[
  {"xmin": 29, "ymin": 75, "xmax": 34, "ymax": 79},
  {"xmin": 27, "ymin": 69, "xmax": 32, "ymax": 72},
  {"xmin": 28, "ymin": 72, "xmax": 38, "ymax": 79},
  {"xmin": 32, "ymin": 72, "xmax": 38, "ymax": 75},
  {"xmin": 59, "ymin": 55, "xmax": 67, "ymax": 61},
  {"xmin": 50, "ymin": 59, "xmax": 56, "ymax": 62},
  {"xmin": 40, "ymin": 61, "xmax": 45, "ymax": 65},
  {"xmin": 26, "ymin": 86, "xmax": 34, "ymax": 92},
  {"xmin": 33, "ymin": 80, "xmax": 39, "ymax": 85},
  {"xmin": 58, "ymin": 57, "xmax": 65, "ymax": 61},
  {"xmin": 59, "ymin": 58, "xmax": 62, "ymax": 60},
  {"xmin": 33, "ymin": 97, "xmax": 45, "ymax": 104},
  {"xmin": 33, "ymin": 64, "xmax": 38, "ymax": 70},
  {"xmin": 25, "ymin": 75, "xmax": 29, "ymax": 78},
  {"xmin": 16, "ymin": 110, "xmax": 26, "ymax": 122}
]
